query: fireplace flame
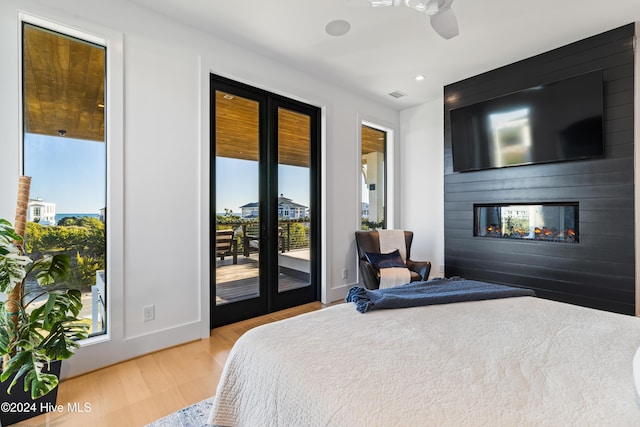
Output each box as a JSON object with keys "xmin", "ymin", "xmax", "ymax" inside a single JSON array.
[{"xmin": 475, "ymin": 204, "xmax": 577, "ymax": 243}]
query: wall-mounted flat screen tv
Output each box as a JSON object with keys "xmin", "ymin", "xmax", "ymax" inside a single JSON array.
[{"xmin": 450, "ymin": 70, "xmax": 604, "ymax": 172}]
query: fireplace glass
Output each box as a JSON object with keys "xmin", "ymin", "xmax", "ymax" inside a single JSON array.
[{"xmin": 474, "ymin": 203, "xmax": 578, "ymax": 243}]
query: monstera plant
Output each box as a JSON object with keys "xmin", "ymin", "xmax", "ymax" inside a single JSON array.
[{"xmin": 0, "ymin": 218, "xmax": 88, "ymax": 399}]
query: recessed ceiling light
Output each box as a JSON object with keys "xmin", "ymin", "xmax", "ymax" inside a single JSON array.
[
  {"xmin": 325, "ymin": 20, "xmax": 351, "ymax": 37},
  {"xmin": 415, "ymin": 75, "xmax": 425, "ymax": 81}
]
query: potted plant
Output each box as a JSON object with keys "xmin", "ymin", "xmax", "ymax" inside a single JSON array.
[{"xmin": 0, "ymin": 216, "xmax": 88, "ymax": 423}]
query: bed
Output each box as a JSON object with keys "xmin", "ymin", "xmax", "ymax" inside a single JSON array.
[{"xmin": 208, "ymin": 281, "xmax": 640, "ymax": 426}]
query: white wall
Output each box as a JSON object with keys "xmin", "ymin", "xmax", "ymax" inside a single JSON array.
[
  {"xmin": 399, "ymin": 99, "xmax": 445, "ymax": 278},
  {"xmin": 0, "ymin": 0, "xmax": 399, "ymax": 377}
]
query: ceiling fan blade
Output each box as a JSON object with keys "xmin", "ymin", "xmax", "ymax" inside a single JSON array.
[
  {"xmin": 344, "ymin": 0, "xmax": 375, "ymax": 6},
  {"xmin": 429, "ymin": 8, "xmax": 459, "ymax": 39},
  {"xmin": 345, "ymin": 0, "xmax": 400, "ymax": 7}
]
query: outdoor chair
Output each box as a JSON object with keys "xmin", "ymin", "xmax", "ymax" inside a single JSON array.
[
  {"xmin": 216, "ymin": 229, "xmax": 238, "ymax": 264},
  {"xmin": 243, "ymin": 225, "xmax": 286, "ymax": 256}
]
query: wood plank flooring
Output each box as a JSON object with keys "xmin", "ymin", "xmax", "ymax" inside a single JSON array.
[
  {"xmin": 16, "ymin": 302, "xmax": 323, "ymax": 427},
  {"xmin": 215, "ymin": 253, "xmax": 310, "ymax": 304}
]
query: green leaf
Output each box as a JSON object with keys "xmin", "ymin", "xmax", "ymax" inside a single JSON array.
[
  {"xmin": 67, "ymin": 289, "xmax": 83, "ymax": 317},
  {"xmin": 40, "ymin": 320, "xmax": 88, "ymax": 361},
  {"xmin": 1, "ymin": 350, "xmax": 32, "ymax": 384},
  {"xmin": 1, "ymin": 351, "xmax": 60, "ymax": 399},
  {"xmin": 30, "ymin": 290, "xmax": 83, "ymax": 330},
  {"xmin": 25, "ymin": 370, "xmax": 58, "ymax": 400},
  {"xmin": 41, "ymin": 294, "xmax": 58, "ymax": 329},
  {"xmin": 0, "ymin": 219, "xmax": 22, "ymax": 244},
  {"xmin": 33, "ymin": 254, "xmax": 70, "ymax": 286},
  {"xmin": 0, "ymin": 252, "xmax": 31, "ymax": 293}
]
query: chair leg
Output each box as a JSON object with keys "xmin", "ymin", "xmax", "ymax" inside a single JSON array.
[{"xmin": 232, "ymin": 241, "xmax": 238, "ymax": 264}]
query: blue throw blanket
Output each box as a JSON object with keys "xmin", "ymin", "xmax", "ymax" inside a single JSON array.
[{"xmin": 346, "ymin": 277, "xmax": 535, "ymax": 313}]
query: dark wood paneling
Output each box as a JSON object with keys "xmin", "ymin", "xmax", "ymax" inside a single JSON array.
[{"xmin": 444, "ymin": 23, "xmax": 635, "ymax": 315}]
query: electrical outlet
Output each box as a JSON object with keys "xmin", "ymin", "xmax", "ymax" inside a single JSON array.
[
  {"xmin": 439, "ymin": 265, "xmax": 445, "ymax": 274},
  {"xmin": 342, "ymin": 269, "xmax": 348, "ymax": 279},
  {"xmin": 143, "ymin": 305, "xmax": 155, "ymax": 322}
]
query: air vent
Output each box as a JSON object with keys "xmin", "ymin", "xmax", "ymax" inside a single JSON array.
[{"xmin": 388, "ymin": 90, "xmax": 407, "ymax": 99}]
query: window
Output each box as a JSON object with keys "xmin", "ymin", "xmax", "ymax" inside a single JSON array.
[
  {"xmin": 361, "ymin": 125, "xmax": 387, "ymax": 230},
  {"xmin": 21, "ymin": 23, "xmax": 107, "ymax": 337}
]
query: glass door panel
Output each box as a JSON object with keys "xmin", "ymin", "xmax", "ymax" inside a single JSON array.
[
  {"xmin": 215, "ymin": 90, "xmax": 260, "ymax": 306},
  {"xmin": 277, "ymin": 108, "xmax": 311, "ymax": 293}
]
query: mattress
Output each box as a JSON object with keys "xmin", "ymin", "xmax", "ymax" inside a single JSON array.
[{"xmin": 209, "ymin": 296, "xmax": 640, "ymax": 426}]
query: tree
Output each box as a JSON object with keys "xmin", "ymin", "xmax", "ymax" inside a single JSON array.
[
  {"xmin": 57, "ymin": 216, "xmax": 79, "ymax": 227},
  {"xmin": 216, "ymin": 212, "xmax": 243, "ymax": 226},
  {"xmin": 287, "ymin": 222, "xmax": 309, "ymax": 249},
  {"xmin": 25, "ymin": 216, "xmax": 106, "ymax": 292}
]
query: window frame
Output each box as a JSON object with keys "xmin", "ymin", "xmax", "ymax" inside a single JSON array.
[
  {"xmin": 358, "ymin": 119, "xmax": 396, "ymax": 230},
  {"xmin": 18, "ymin": 11, "xmax": 124, "ymax": 362}
]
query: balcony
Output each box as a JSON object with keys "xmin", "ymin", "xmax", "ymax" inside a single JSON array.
[{"xmin": 215, "ymin": 221, "xmax": 311, "ymax": 305}]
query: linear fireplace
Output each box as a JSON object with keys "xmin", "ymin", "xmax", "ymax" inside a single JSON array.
[{"xmin": 474, "ymin": 203, "xmax": 578, "ymax": 243}]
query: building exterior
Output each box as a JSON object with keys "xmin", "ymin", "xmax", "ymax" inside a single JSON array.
[
  {"xmin": 240, "ymin": 195, "xmax": 308, "ymax": 219},
  {"xmin": 361, "ymin": 202, "xmax": 369, "ymax": 218},
  {"xmin": 277, "ymin": 195, "xmax": 307, "ymax": 219},
  {"xmin": 239, "ymin": 202, "xmax": 259, "ymax": 219},
  {"xmin": 27, "ymin": 198, "xmax": 56, "ymax": 225}
]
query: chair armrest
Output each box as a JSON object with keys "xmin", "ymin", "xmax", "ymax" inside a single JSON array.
[
  {"xmin": 407, "ymin": 259, "xmax": 431, "ymax": 281},
  {"xmin": 358, "ymin": 258, "xmax": 380, "ymax": 290},
  {"xmin": 243, "ymin": 234, "xmax": 259, "ymax": 256}
]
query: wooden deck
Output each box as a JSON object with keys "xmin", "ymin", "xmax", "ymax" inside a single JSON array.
[{"xmin": 215, "ymin": 251, "xmax": 310, "ymax": 305}]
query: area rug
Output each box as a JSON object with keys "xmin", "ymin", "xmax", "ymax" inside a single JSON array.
[{"xmin": 145, "ymin": 397, "xmax": 214, "ymax": 427}]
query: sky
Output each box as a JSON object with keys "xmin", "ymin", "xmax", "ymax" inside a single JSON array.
[
  {"xmin": 23, "ymin": 133, "xmax": 106, "ymax": 214},
  {"xmin": 216, "ymin": 157, "xmax": 309, "ymax": 214},
  {"xmin": 23, "ymin": 135, "xmax": 311, "ymax": 216}
]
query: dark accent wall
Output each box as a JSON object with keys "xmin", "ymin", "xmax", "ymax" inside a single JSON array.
[{"xmin": 444, "ymin": 24, "xmax": 635, "ymax": 315}]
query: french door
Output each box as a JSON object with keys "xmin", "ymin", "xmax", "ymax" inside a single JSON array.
[{"xmin": 210, "ymin": 75, "xmax": 320, "ymax": 327}]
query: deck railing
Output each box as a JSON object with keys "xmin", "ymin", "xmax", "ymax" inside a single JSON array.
[
  {"xmin": 91, "ymin": 270, "xmax": 106, "ymax": 336},
  {"xmin": 216, "ymin": 220, "xmax": 310, "ymax": 255}
]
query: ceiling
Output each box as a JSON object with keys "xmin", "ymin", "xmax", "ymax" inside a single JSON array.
[
  {"xmin": 125, "ymin": 0, "xmax": 640, "ymax": 110},
  {"xmin": 215, "ymin": 90, "xmax": 384, "ymax": 167},
  {"xmin": 24, "ymin": 24, "xmax": 105, "ymax": 142}
]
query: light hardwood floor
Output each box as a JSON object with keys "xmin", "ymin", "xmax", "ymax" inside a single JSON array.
[{"xmin": 17, "ymin": 302, "xmax": 323, "ymax": 427}]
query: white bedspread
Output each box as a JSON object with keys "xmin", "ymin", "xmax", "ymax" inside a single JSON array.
[{"xmin": 209, "ymin": 297, "xmax": 640, "ymax": 426}]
